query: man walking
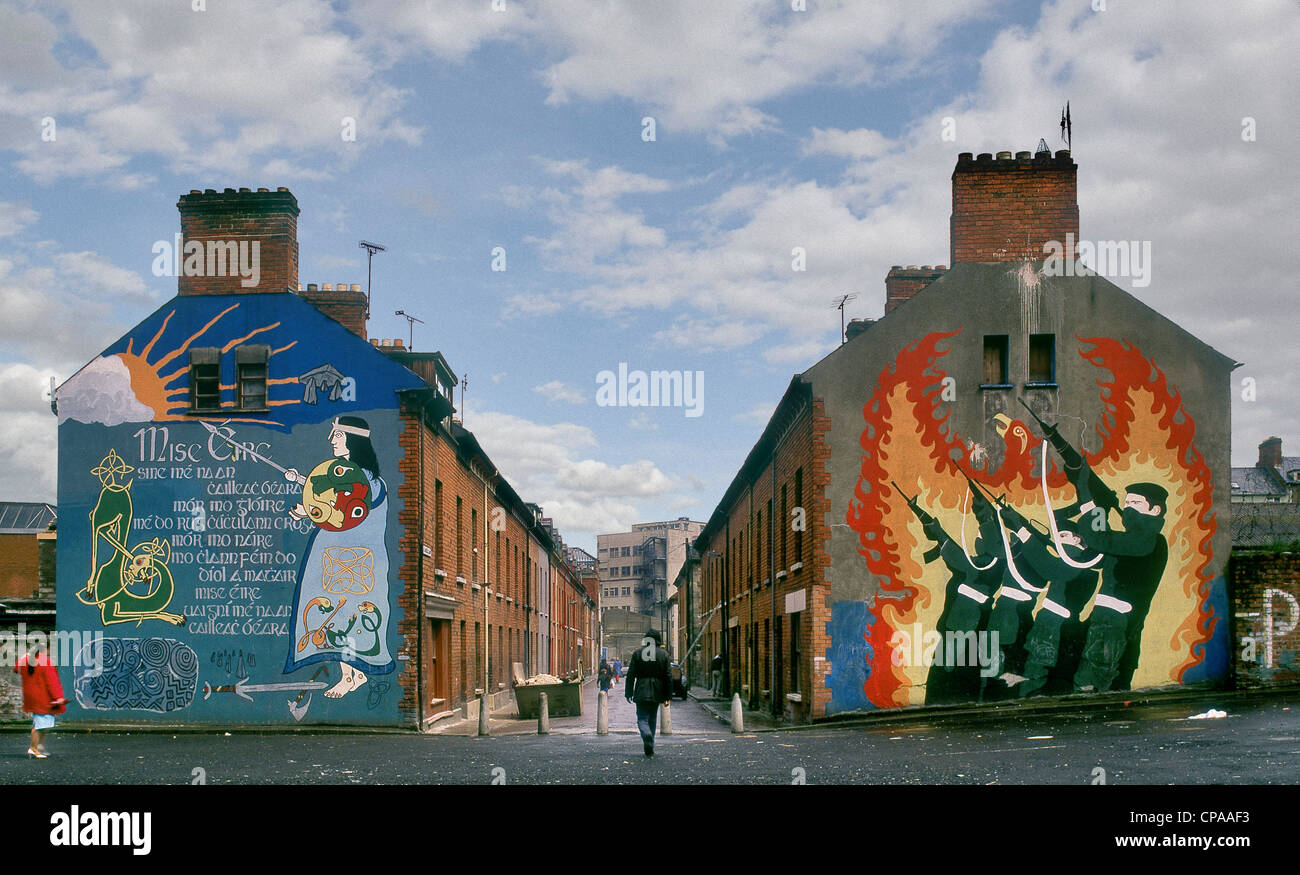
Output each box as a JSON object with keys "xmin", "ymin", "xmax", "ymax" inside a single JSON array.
[
  {"xmin": 625, "ymin": 629, "xmax": 672, "ymax": 757},
  {"xmin": 710, "ymin": 653, "xmax": 724, "ymax": 697}
]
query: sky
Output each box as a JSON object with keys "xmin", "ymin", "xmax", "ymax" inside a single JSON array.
[{"xmin": 1, "ymin": 0, "xmax": 1296, "ymax": 553}]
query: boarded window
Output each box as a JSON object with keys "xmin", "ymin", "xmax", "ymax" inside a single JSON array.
[
  {"xmin": 983, "ymin": 335, "xmax": 1009, "ymax": 385},
  {"xmin": 189, "ymin": 347, "xmax": 221, "ymax": 411},
  {"xmin": 1029, "ymin": 334, "xmax": 1056, "ymax": 383},
  {"xmin": 235, "ymin": 345, "xmax": 269, "ymax": 410}
]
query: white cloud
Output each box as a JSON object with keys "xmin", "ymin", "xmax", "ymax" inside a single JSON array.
[
  {"xmin": 0, "ymin": 202, "xmax": 38, "ymax": 237},
  {"xmin": 465, "ymin": 405, "xmax": 677, "ymax": 547},
  {"xmin": 3, "ymin": 0, "xmax": 420, "ymax": 183},
  {"xmin": 533, "ymin": 380, "xmax": 588, "ymax": 405},
  {"xmin": 803, "ymin": 127, "xmax": 893, "ymax": 160},
  {"xmin": 0, "ymin": 363, "xmax": 59, "ymax": 501}
]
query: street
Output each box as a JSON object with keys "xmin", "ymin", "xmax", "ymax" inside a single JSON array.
[{"xmin": 3, "ymin": 686, "xmax": 1298, "ymax": 786}]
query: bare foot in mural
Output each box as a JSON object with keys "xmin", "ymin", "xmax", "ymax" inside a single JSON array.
[{"xmin": 325, "ymin": 663, "xmax": 368, "ymax": 698}]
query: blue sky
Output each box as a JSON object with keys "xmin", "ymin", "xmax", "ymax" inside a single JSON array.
[{"xmin": 2, "ymin": 0, "xmax": 1297, "ymax": 551}]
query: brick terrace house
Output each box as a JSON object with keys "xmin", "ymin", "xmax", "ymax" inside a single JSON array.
[
  {"xmin": 54, "ymin": 187, "xmax": 594, "ymax": 728},
  {"xmin": 693, "ymin": 146, "xmax": 1235, "ymax": 722}
]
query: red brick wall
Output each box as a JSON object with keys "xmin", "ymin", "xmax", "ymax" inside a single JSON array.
[
  {"xmin": 884, "ymin": 266, "xmax": 947, "ymax": 314},
  {"xmin": 298, "ymin": 284, "xmax": 368, "ymax": 339},
  {"xmin": 694, "ymin": 396, "xmax": 826, "ymax": 722},
  {"xmin": 0, "ymin": 533, "xmax": 39, "ymax": 598},
  {"xmin": 395, "ymin": 406, "xmax": 548, "ymax": 725},
  {"xmin": 1231, "ymin": 552, "xmax": 1300, "ymax": 687},
  {"xmin": 950, "ymin": 150, "xmax": 1077, "ymax": 264},
  {"xmin": 176, "ymin": 188, "xmax": 299, "ymax": 295}
]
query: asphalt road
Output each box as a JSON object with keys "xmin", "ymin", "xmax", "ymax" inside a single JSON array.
[{"xmin": 3, "ymin": 690, "xmax": 1298, "ymax": 786}]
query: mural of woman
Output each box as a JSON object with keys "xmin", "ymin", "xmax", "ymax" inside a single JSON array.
[{"xmin": 283, "ymin": 416, "xmax": 393, "ymax": 700}]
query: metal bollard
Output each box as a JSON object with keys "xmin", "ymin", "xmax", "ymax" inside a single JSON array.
[
  {"xmin": 660, "ymin": 700, "xmax": 672, "ymax": 735},
  {"xmin": 538, "ymin": 691, "xmax": 550, "ymax": 735},
  {"xmin": 478, "ymin": 692, "xmax": 490, "ymax": 737},
  {"xmin": 597, "ymin": 690, "xmax": 609, "ymax": 735},
  {"xmin": 730, "ymin": 693, "xmax": 744, "ymax": 733}
]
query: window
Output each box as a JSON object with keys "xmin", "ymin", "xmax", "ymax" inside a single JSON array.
[
  {"xmin": 622, "ymin": 587, "xmax": 630, "ymax": 596},
  {"xmin": 621, "ymin": 546, "xmax": 631, "ymax": 557},
  {"xmin": 794, "ymin": 467, "xmax": 803, "ymax": 564},
  {"xmin": 790, "ymin": 612, "xmax": 801, "ymax": 693},
  {"xmin": 780, "ymin": 483, "xmax": 788, "ymax": 569},
  {"xmin": 235, "ymin": 344, "xmax": 269, "ymax": 410},
  {"xmin": 456, "ymin": 497, "xmax": 464, "ymax": 575},
  {"xmin": 434, "ymin": 480, "xmax": 444, "ymax": 570},
  {"xmin": 1029, "ymin": 333, "xmax": 1056, "ymax": 384},
  {"xmin": 189, "ymin": 347, "xmax": 221, "ymax": 412},
  {"xmin": 471, "ymin": 509, "xmax": 478, "ymax": 580},
  {"xmin": 983, "ymin": 335, "xmax": 1009, "ymax": 386}
]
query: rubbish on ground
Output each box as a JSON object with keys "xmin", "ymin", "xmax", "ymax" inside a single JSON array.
[{"xmin": 1187, "ymin": 708, "xmax": 1227, "ymax": 720}]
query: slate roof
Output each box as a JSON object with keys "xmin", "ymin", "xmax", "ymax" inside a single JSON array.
[
  {"xmin": 1231, "ymin": 457, "xmax": 1300, "ymax": 497},
  {"xmin": 0, "ymin": 502, "xmax": 55, "ymax": 534}
]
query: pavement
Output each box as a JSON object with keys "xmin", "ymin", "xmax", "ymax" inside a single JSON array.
[{"xmin": 429, "ymin": 676, "xmax": 723, "ymax": 737}]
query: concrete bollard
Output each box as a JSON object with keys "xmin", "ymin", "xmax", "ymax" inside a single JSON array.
[
  {"xmin": 478, "ymin": 692, "xmax": 490, "ymax": 737},
  {"xmin": 660, "ymin": 700, "xmax": 673, "ymax": 735},
  {"xmin": 538, "ymin": 692, "xmax": 550, "ymax": 735},
  {"xmin": 730, "ymin": 693, "xmax": 744, "ymax": 733},
  {"xmin": 597, "ymin": 691, "xmax": 610, "ymax": 735}
]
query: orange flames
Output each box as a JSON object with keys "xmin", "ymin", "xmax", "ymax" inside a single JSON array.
[{"xmin": 845, "ymin": 332, "xmax": 1217, "ymax": 707}]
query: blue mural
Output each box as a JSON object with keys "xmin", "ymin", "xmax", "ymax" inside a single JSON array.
[{"xmin": 56, "ymin": 294, "xmax": 425, "ymax": 725}]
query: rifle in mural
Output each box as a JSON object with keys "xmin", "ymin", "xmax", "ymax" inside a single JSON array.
[
  {"xmin": 951, "ymin": 460, "xmax": 1051, "ymax": 544},
  {"xmin": 1017, "ymin": 398, "xmax": 1119, "ymax": 512},
  {"xmin": 891, "ymin": 481, "xmax": 944, "ymax": 563}
]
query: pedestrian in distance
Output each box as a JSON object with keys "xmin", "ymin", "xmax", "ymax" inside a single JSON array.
[
  {"xmin": 14, "ymin": 642, "xmax": 66, "ymax": 759},
  {"xmin": 598, "ymin": 659, "xmax": 613, "ymax": 694},
  {"xmin": 710, "ymin": 653, "xmax": 724, "ymax": 697},
  {"xmin": 625, "ymin": 629, "xmax": 671, "ymax": 757},
  {"xmin": 611, "ymin": 656, "xmax": 622, "ymax": 685}
]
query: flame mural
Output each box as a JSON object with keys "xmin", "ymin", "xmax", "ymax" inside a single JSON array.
[{"xmin": 843, "ymin": 331, "xmax": 1219, "ymax": 709}]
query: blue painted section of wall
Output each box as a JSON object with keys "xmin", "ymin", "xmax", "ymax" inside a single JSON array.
[
  {"xmin": 824, "ymin": 600, "xmax": 876, "ymax": 715},
  {"xmin": 1181, "ymin": 574, "xmax": 1230, "ymax": 685},
  {"xmin": 56, "ymin": 293, "xmax": 423, "ymax": 726}
]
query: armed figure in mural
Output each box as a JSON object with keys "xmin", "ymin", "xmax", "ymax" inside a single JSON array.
[
  {"xmin": 895, "ymin": 480, "xmax": 1001, "ymax": 705},
  {"xmin": 1017, "ymin": 400, "xmax": 1170, "ymax": 693}
]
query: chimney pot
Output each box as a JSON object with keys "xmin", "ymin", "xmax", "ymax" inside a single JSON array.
[
  {"xmin": 996, "ymin": 151, "xmax": 1012, "ymax": 160},
  {"xmin": 1015, "ymin": 151, "xmax": 1031, "ymax": 160},
  {"xmin": 323, "ymin": 283, "xmax": 334, "ymax": 291},
  {"xmin": 204, "ymin": 189, "xmax": 217, "ymax": 194},
  {"xmin": 349, "ymin": 283, "xmax": 362, "ymax": 292},
  {"xmin": 239, "ymin": 187, "xmax": 250, "ymax": 192},
  {"xmin": 189, "ymin": 189, "xmax": 201, "ymax": 194},
  {"xmin": 307, "ymin": 283, "xmax": 319, "ymax": 291},
  {"xmin": 277, "ymin": 187, "xmax": 289, "ymax": 192},
  {"xmin": 258, "ymin": 187, "xmax": 269, "ymax": 192},
  {"xmin": 977, "ymin": 153, "xmax": 993, "ymax": 162}
]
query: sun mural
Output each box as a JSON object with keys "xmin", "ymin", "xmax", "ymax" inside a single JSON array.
[
  {"xmin": 844, "ymin": 331, "xmax": 1218, "ymax": 709},
  {"xmin": 115, "ymin": 303, "xmax": 301, "ymax": 423}
]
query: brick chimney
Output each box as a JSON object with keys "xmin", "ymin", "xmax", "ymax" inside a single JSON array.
[
  {"xmin": 297, "ymin": 283, "xmax": 368, "ymax": 339},
  {"xmin": 1259, "ymin": 436, "xmax": 1283, "ymax": 470},
  {"xmin": 950, "ymin": 149, "xmax": 1078, "ymax": 265},
  {"xmin": 176, "ymin": 187, "xmax": 299, "ymax": 295},
  {"xmin": 845, "ymin": 317, "xmax": 874, "ymax": 341},
  {"xmin": 884, "ymin": 265, "xmax": 947, "ymax": 314}
]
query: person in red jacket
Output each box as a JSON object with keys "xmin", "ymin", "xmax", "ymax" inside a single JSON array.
[{"xmin": 14, "ymin": 642, "xmax": 66, "ymax": 758}]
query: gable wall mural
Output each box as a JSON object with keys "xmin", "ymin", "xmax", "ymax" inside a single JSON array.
[
  {"xmin": 56, "ymin": 294, "xmax": 422, "ymax": 725},
  {"xmin": 826, "ymin": 329, "xmax": 1228, "ymax": 713}
]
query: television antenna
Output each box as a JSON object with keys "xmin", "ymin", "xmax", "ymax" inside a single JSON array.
[
  {"xmin": 358, "ymin": 240, "xmax": 386, "ymax": 319},
  {"xmin": 394, "ymin": 309, "xmax": 424, "ymax": 351},
  {"xmin": 832, "ymin": 294, "xmax": 858, "ymax": 344}
]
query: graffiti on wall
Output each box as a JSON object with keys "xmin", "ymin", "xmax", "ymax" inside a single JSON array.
[
  {"xmin": 57, "ymin": 295, "xmax": 420, "ymax": 724},
  {"xmin": 836, "ymin": 331, "xmax": 1223, "ymax": 712}
]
